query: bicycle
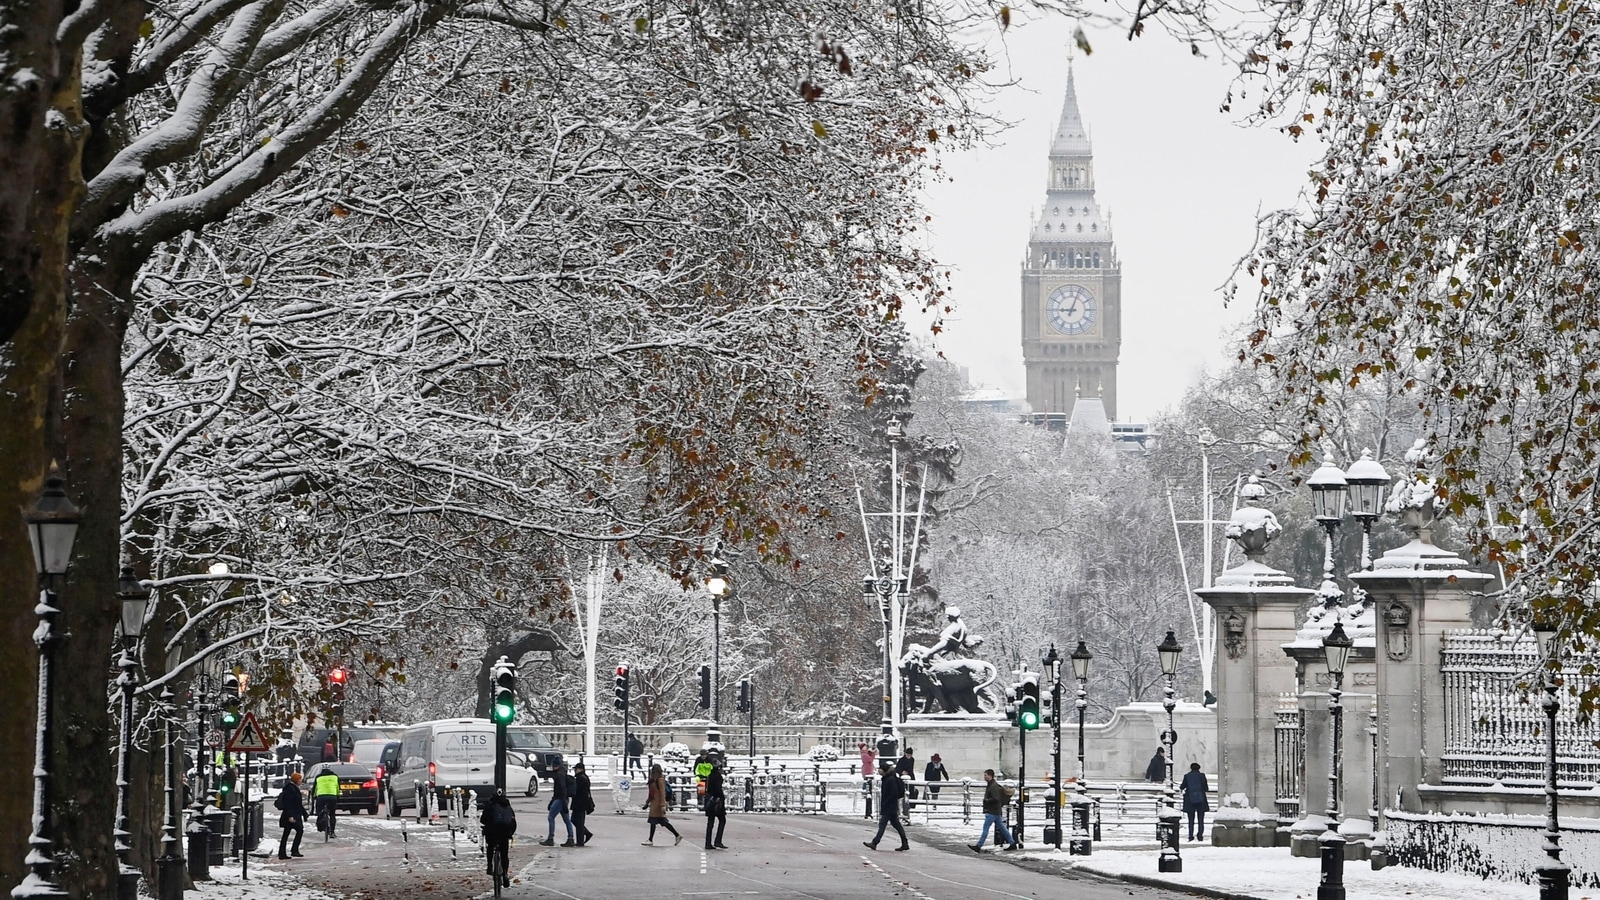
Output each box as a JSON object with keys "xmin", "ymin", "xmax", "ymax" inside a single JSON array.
[
  {"xmin": 485, "ymin": 831, "xmax": 509, "ymax": 898},
  {"xmin": 317, "ymin": 803, "xmax": 337, "ymax": 841}
]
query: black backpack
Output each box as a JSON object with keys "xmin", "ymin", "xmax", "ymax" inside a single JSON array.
[{"xmin": 486, "ymin": 800, "xmax": 517, "ymax": 836}]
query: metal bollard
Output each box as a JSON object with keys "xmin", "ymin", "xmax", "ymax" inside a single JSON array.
[{"xmin": 402, "ymin": 819, "xmax": 410, "ymax": 864}]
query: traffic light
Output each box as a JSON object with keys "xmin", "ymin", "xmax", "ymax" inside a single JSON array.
[
  {"xmin": 1004, "ymin": 681, "xmax": 1021, "ymax": 724},
  {"xmin": 491, "ymin": 656, "xmax": 517, "ymax": 725},
  {"xmin": 736, "ymin": 679, "xmax": 751, "ymax": 713},
  {"xmin": 329, "ymin": 666, "xmax": 348, "ymax": 722},
  {"xmin": 220, "ymin": 672, "xmax": 241, "ymax": 729},
  {"xmin": 614, "ymin": 663, "xmax": 630, "ymax": 713},
  {"xmin": 1018, "ymin": 674, "xmax": 1041, "ymax": 731},
  {"xmin": 697, "ymin": 665, "xmax": 711, "ymax": 710},
  {"xmin": 217, "ymin": 768, "xmax": 236, "ymax": 799}
]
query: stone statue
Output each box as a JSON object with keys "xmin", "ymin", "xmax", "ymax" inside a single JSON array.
[
  {"xmin": 900, "ymin": 644, "xmax": 998, "ymax": 714},
  {"xmin": 915, "ymin": 606, "xmax": 984, "ymax": 663}
]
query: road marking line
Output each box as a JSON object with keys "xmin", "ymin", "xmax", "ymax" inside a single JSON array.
[
  {"xmin": 778, "ymin": 831, "xmax": 825, "ymax": 845},
  {"xmin": 700, "ymin": 848, "xmax": 708, "ymax": 875},
  {"xmin": 860, "ymin": 855, "xmax": 935, "ymax": 900}
]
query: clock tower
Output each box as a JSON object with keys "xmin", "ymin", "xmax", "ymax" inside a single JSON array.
[{"xmin": 1021, "ymin": 68, "xmax": 1121, "ymax": 423}]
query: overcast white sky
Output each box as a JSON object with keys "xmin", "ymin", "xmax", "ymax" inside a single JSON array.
[{"xmin": 920, "ymin": 9, "xmax": 1316, "ymax": 423}]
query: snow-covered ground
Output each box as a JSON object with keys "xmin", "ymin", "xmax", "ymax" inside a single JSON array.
[{"xmin": 186, "ymin": 864, "xmax": 339, "ymax": 900}]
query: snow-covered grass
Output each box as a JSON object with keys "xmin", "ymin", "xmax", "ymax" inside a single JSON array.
[{"xmin": 186, "ymin": 861, "xmax": 339, "ymax": 900}]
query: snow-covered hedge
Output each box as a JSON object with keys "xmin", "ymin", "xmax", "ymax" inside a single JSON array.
[
  {"xmin": 808, "ymin": 744, "xmax": 840, "ymax": 762},
  {"xmin": 660, "ymin": 742, "xmax": 691, "ymax": 762},
  {"xmin": 1387, "ymin": 810, "xmax": 1600, "ymax": 887}
]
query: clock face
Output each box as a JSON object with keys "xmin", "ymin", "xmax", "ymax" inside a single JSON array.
[{"xmin": 1047, "ymin": 285, "xmax": 1098, "ymax": 335}]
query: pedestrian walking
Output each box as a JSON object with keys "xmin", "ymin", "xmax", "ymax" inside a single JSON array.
[
  {"xmin": 895, "ymin": 747, "xmax": 917, "ymax": 808},
  {"xmin": 626, "ymin": 734, "xmax": 645, "ymax": 774},
  {"xmin": 275, "ymin": 772, "xmax": 307, "ymax": 859},
  {"xmin": 1145, "ymin": 746, "xmax": 1167, "ymax": 783},
  {"xmin": 923, "ymin": 753, "xmax": 948, "ymax": 803},
  {"xmin": 479, "ymin": 789, "xmax": 517, "ymax": 889},
  {"xmin": 572, "ymin": 762, "xmax": 595, "ymax": 846},
  {"xmin": 539, "ymin": 761, "xmax": 576, "ymax": 847},
  {"xmin": 641, "ymin": 763, "xmax": 683, "ymax": 846},
  {"xmin": 857, "ymin": 741, "xmax": 875, "ymax": 776},
  {"xmin": 969, "ymin": 769, "xmax": 1017, "ymax": 852},
  {"xmin": 1181, "ymin": 763, "xmax": 1211, "ymax": 841},
  {"xmin": 862, "ymin": 763, "xmax": 909, "ymax": 851},
  {"xmin": 703, "ymin": 759, "xmax": 729, "ymax": 850}
]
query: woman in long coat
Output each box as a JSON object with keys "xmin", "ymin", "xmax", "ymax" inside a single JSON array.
[{"xmin": 642, "ymin": 763, "xmax": 682, "ymax": 846}]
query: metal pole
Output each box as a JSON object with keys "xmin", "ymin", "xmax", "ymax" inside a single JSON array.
[
  {"xmin": 1538, "ymin": 676, "xmax": 1570, "ymax": 900},
  {"xmin": 16, "ymin": 581, "xmax": 67, "ymax": 897},
  {"xmin": 1157, "ymin": 672, "xmax": 1182, "ymax": 872},
  {"xmin": 1017, "ymin": 721, "xmax": 1026, "ymax": 847},
  {"xmin": 713, "ymin": 596, "xmax": 722, "ymax": 723},
  {"xmin": 1318, "ymin": 669, "xmax": 1346, "ymax": 900},
  {"xmin": 114, "ymin": 646, "xmax": 140, "ymax": 900},
  {"xmin": 878, "ymin": 585, "xmax": 895, "ymax": 758},
  {"xmin": 1051, "ymin": 678, "xmax": 1062, "ymax": 849},
  {"xmin": 156, "ymin": 688, "xmax": 184, "ymax": 900},
  {"xmin": 1073, "ymin": 675, "xmax": 1091, "ymax": 854}
]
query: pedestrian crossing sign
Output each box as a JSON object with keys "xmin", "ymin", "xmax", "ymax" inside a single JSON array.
[{"xmin": 227, "ymin": 711, "xmax": 271, "ymax": 752}]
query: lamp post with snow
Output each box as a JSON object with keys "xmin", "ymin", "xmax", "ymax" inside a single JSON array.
[
  {"xmin": 706, "ymin": 548, "xmax": 731, "ymax": 723},
  {"xmin": 1343, "ymin": 450, "xmax": 1391, "ymax": 571},
  {"xmin": 16, "ymin": 471, "xmax": 81, "ymax": 899},
  {"xmin": 861, "ymin": 569, "xmax": 904, "ymax": 761},
  {"xmin": 1070, "ymin": 640, "xmax": 1094, "ymax": 855},
  {"xmin": 1042, "ymin": 645, "xmax": 1063, "ymax": 850},
  {"xmin": 1156, "ymin": 629, "xmax": 1183, "ymax": 873},
  {"xmin": 114, "ymin": 567, "xmax": 151, "ymax": 900},
  {"xmin": 1318, "ymin": 621, "xmax": 1353, "ymax": 900},
  {"xmin": 1534, "ymin": 620, "xmax": 1570, "ymax": 900}
]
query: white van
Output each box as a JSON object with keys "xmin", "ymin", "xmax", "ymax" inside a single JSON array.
[{"xmin": 386, "ymin": 718, "xmax": 497, "ymax": 816}]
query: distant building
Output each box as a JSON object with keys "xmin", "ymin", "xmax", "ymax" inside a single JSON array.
[{"xmin": 1020, "ymin": 67, "xmax": 1122, "ymax": 422}]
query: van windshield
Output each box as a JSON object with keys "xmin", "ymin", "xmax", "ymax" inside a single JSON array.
[{"xmin": 435, "ymin": 729, "xmax": 495, "ymax": 765}]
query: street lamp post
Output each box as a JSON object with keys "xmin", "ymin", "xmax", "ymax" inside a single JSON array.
[
  {"xmin": 15, "ymin": 471, "xmax": 81, "ymax": 899},
  {"xmin": 1071, "ymin": 640, "xmax": 1094, "ymax": 854},
  {"xmin": 1156, "ymin": 630, "xmax": 1183, "ymax": 873},
  {"xmin": 156, "ymin": 688, "xmax": 184, "ymax": 900},
  {"xmin": 1319, "ymin": 621, "xmax": 1353, "ymax": 900},
  {"xmin": 706, "ymin": 550, "xmax": 731, "ymax": 724},
  {"xmin": 1534, "ymin": 621, "xmax": 1570, "ymax": 900},
  {"xmin": 1042, "ymin": 645, "xmax": 1063, "ymax": 851},
  {"xmin": 861, "ymin": 573, "xmax": 901, "ymax": 760},
  {"xmin": 114, "ymin": 567, "xmax": 151, "ymax": 900},
  {"xmin": 1309, "ymin": 451, "xmax": 1349, "ymax": 579},
  {"xmin": 1344, "ymin": 450, "xmax": 1391, "ymax": 572}
]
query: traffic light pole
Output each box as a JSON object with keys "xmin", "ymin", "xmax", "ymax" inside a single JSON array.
[
  {"xmin": 747, "ymin": 683, "xmax": 756, "ymax": 764},
  {"xmin": 1017, "ymin": 722, "xmax": 1027, "ymax": 847},
  {"xmin": 1050, "ymin": 677, "xmax": 1062, "ymax": 850}
]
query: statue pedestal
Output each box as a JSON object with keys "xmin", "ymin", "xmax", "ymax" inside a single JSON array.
[{"xmin": 899, "ymin": 714, "xmax": 1017, "ymax": 780}]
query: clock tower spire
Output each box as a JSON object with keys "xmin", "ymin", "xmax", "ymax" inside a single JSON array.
[{"xmin": 1020, "ymin": 66, "xmax": 1122, "ymax": 425}]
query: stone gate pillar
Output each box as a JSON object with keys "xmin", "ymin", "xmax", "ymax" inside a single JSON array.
[{"xmin": 1196, "ymin": 477, "xmax": 1313, "ymax": 831}]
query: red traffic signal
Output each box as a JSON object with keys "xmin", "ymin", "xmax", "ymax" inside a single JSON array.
[
  {"xmin": 616, "ymin": 665, "xmax": 628, "ymax": 677},
  {"xmin": 329, "ymin": 667, "xmax": 348, "ymax": 685}
]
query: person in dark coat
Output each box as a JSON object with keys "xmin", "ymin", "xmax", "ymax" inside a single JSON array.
[
  {"xmin": 1180, "ymin": 763, "xmax": 1211, "ymax": 841},
  {"xmin": 539, "ymin": 761, "xmax": 575, "ymax": 846},
  {"xmin": 923, "ymin": 754, "xmax": 948, "ymax": 802},
  {"xmin": 275, "ymin": 771, "xmax": 308, "ymax": 859},
  {"xmin": 969, "ymin": 768, "xmax": 1016, "ymax": 851},
  {"xmin": 894, "ymin": 747, "xmax": 917, "ymax": 808},
  {"xmin": 480, "ymin": 790, "xmax": 517, "ymax": 888},
  {"xmin": 572, "ymin": 762, "xmax": 595, "ymax": 846},
  {"xmin": 626, "ymin": 734, "xmax": 645, "ymax": 774},
  {"xmin": 703, "ymin": 760, "xmax": 728, "ymax": 849},
  {"xmin": 863, "ymin": 763, "xmax": 909, "ymax": 851},
  {"xmin": 1145, "ymin": 747, "xmax": 1167, "ymax": 783}
]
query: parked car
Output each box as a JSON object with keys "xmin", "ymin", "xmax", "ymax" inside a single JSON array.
[
  {"xmin": 376, "ymin": 741, "xmax": 401, "ymax": 797},
  {"xmin": 306, "ymin": 762, "xmax": 380, "ymax": 815},
  {"xmin": 505, "ymin": 726, "xmax": 564, "ymax": 781},
  {"xmin": 349, "ymin": 739, "xmax": 392, "ymax": 793}
]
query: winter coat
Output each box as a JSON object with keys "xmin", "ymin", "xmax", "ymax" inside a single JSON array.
[
  {"xmin": 551, "ymin": 770, "xmax": 570, "ymax": 801},
  {"xmin": 894, "ymin": 754, "xmax": 915, "ymax": 777},
  {"xmin": 923, "ymin": 761, "xmax": 948, "ymax": 783},
  {"xmin": 1181, "ymin": 770, "xmax": 1211, "ymax": 812},
  {"xmin": 626, "ymin": 736, "xmax": 644, "ymax": 757},
  {"xmin": 981, "ymin": 779, "xmax": 1012, "ymax": 816},
  {"xmin": 574, "ymin": 772, "xmax": 594, "ymax": 815},
  {"xmin": 878, "ymin": 770, "xmax": 906, "ymax": 806},
  {"xmin": 703, "ymin": 768, "xmax": 726, "ymax": 817},
  {"xmin": 480, "ymin": 794, "xmax": 518, "ymax": 839},
  {"xmin": 647, "ymin": 774, "xmax": 669, "ymax": 817},
  {"xmin": 1145, "ymin": 753, "xmax": 1167, "ymax": 783},
  {"xmin": 276, "ymin": 781, "xmax": 308, "ymax": 821},
  {"xmin": 859, "ymin": 748, "xmax": 876, "ymax": 774}
]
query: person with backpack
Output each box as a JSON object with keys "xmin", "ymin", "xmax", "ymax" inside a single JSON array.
[
  {"xmin": 312, "ymin": 766, "xmax": 341, "ymax": 838},
  {"xmin": 641, "ymin": 763, "xmax": 682, "ymax": 846},
  {"xmin": 626, "ymin": 734, "xmax": 645, "ymax": 775},
  {"xmin": 572, "ymin": 762, "xmax": 595, "ymax": 846},
  {"xmin": 480, "ymin": 789, "xmax": 517, "ymax": 889},
  {"xmin": 274, "ymin": 772, "xmax": 307, "ymax": 859},
  {"xmin": 703, "ymin": 759, "xmax": 728, "ymax": 850},
  {"xmin": 863, "ymin": 762, "xmax": 909, "ymax": 851},
  {"xmin": 539, "ymin": 761, "xmax": 576, "ymax": 847},
  {"xmin": 969, "ymin": 768, "xmax": 1017, "ymax": 852}
]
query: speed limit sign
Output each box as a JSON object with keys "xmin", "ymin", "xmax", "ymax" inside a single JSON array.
[{"xmin": 205, "ymin": 729, "xmax": 225, "ymax": 748}]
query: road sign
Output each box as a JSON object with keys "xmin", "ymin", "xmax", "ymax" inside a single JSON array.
[
  {"xmin": 205, "ymin": 730, "xmax": 224, "ymax": 748},
  {"xmin": 227, "ymin": 711, "xmax": 271, "ymax": 753}
]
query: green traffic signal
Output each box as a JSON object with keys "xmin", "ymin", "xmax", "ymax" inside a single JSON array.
[
  {"xmin": 491, "ymin": 700, "xmax": 515, "ymax": 724},
  {"xmin": 1018, "ymin": 699, "xmax": 1040, "ymax": 730},
  {"xmin": 220, "ymin": 709, "xmax": 240, "ymax": 728}
]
